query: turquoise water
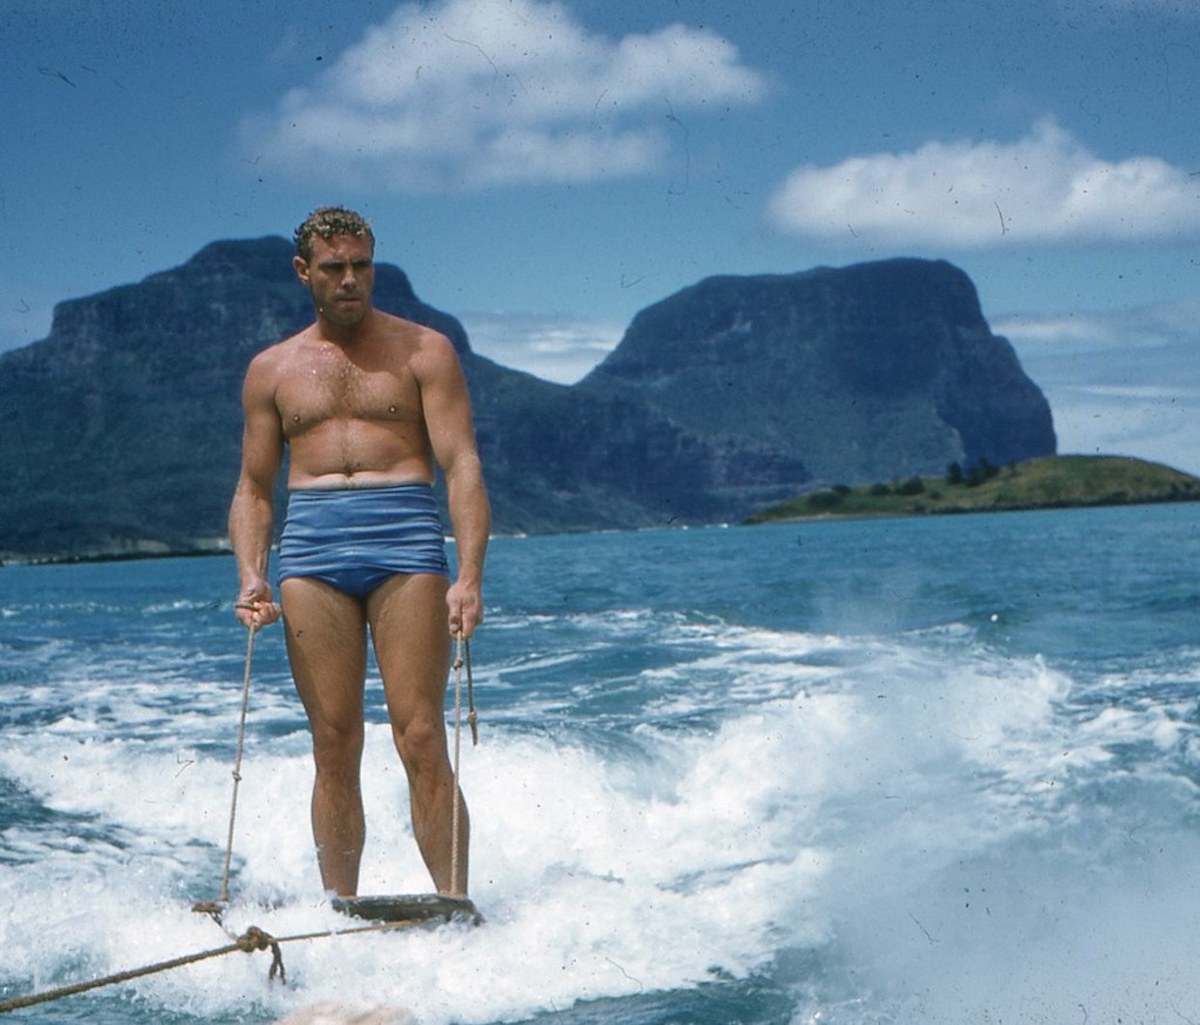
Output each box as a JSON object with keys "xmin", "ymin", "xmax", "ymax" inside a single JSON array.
[{"xmin": 2, "ymin": 503, "xmax": 1199, "ymax": 1023}]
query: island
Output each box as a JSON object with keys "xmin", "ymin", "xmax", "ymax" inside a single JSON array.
[{"xmin": 744, "ymin": 455, "xmax": 1200, "ymax": 524}]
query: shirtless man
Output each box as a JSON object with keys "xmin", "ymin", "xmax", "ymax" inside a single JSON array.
[{"xmin": 228, "ymin": 206, "xmax": 489, "ymax": 898}]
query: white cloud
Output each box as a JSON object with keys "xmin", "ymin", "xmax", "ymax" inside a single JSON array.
[
  {"xmin": 997, "ymin": 302, "xmax": 1200, "ymax": 473},
  {"xmin": 243, "ymin": 0, "xmax": 765, "ymax": 191},
  {"xmin": 1046, "ymin": 383, "xmax": 1200, "ymax": 473},
  {"xmin": 768, "ymin": 120, "xmax": 1200, "ymax": 249},
  {"xmin": 461, "ymin": 310, "xmax": 623, "ymax": 383},
  {"xmin": 994, "ymin": 302, "xmax": 1200, "ymax": 353}
]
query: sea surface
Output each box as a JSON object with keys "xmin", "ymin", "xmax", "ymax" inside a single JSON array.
[{"xmin": 2, "ymin": 503, "xmax": 1199, "ymax": 1024}]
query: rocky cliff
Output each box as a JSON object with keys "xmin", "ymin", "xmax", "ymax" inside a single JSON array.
[
  {"xmin": 0, "ymin": 242, "xmax": 1054, "ymax": 559},
  {"xmin": 580, "ymin": 258, "xmax": 1055, "ymax": 483}
]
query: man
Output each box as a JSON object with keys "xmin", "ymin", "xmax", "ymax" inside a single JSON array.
[{"xmin": 228, "ymin": 206, "xmax": 489, "ymax": 899}]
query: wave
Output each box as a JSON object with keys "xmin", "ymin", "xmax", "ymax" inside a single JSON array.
[{"xmin": 4, "ymin": 611, "xmax": 1199, "ymax": 1023}]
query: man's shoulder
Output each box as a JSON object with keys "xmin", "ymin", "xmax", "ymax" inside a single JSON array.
[
  {"xmin": 373, "ymin": 311, "xmax": 461, "ymax": 366},
  {"xmin": 375, "ymin": 310, "xmax": 451, "ymax": 346},
  {"xmin": 253, "ymin": 326, "xmax": 317, "ymax": 360},
  {"xmin": 243, "ymin": 328, "xmax": 314, "ymax": 384}
]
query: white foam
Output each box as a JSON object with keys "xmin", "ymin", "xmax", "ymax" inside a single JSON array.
[{"xmin": 5, "ymin": 614, "xmax": 1200, "ymax": 1023}]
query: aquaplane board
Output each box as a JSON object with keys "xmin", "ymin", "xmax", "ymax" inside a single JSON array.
[{"xmin": 330, "ymin": 893, "xmax": 482, "ymax": 926}]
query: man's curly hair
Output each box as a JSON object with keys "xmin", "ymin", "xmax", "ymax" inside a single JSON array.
[{"xmin": 293, "ymin": 206, "xmax": 375, "ymax": 261}]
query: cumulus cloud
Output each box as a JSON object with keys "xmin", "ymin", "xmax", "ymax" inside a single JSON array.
[
  {"xmin": 243, "ymin": 0, "xmax": 765, "ymax": 191},
  {"xmin": 768, "ymin": 120, "xmax": 1200, "ymax": 248},
  {"xmin": 996, "ymin": 302, "xmax": 1200, "ymax": 472}
]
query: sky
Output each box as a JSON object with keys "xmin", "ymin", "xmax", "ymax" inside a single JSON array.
[{"xmin": 3, "ymin": 0, "xmax": 1199, "ymax": 473}]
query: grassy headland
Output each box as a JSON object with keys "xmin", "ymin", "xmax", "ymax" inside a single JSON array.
[{"xmin": 745, "ymin": 455, "xmax": 1200, "ymax": 524}]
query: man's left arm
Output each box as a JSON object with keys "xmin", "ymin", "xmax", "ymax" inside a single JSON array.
[{"xmin": 419, "ymin": 333, "xmax": 491, "ymax": 639}]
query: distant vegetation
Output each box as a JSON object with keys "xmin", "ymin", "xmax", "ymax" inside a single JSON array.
[{"xmin": 745, "ymin": 455, "xmax": 1200, "ymax": 524}]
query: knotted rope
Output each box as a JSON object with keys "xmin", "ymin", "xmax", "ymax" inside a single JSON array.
[
  {"xmin": 220, "ymin": 619, "xmax": 259, "ymax": 903},
  {"xmin": 0, "ymin": 915, "xmax": 441, "ymax": 1014},
  {"xmin": 0, "ymin": 926, "xmax": 284, "ymax": 1014},
  {"xmin": 449, "ymin": 633, "xmax": 478, "ymax": 898}
]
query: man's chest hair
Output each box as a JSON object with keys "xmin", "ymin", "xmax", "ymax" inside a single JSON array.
[{"xmin": 277, "ymin": 346, "xmax": 423, "ymax": 430}]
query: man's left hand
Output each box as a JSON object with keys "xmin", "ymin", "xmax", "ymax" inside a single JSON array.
[{"xmin": 446, "ymin": 581, "xmax": 483, "ymax": 639}]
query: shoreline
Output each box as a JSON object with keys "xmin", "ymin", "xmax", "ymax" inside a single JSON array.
[
  {"xmin": 748, "ymin": 489, "xmax": 1200, "ymax": 526},
  {"xmin": 8, "ymin": 456, "xmax": 1199, "ymax": 565}
]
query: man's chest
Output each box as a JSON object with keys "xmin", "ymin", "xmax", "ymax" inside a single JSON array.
[{"xmin": 276, "ymin": 350, "xmax": 422, "ymax": 431}]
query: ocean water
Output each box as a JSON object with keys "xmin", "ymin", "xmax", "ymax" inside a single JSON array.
[{"xmin": 2, "ymin": 503, "xmax": 1199, "ymax": 1024}]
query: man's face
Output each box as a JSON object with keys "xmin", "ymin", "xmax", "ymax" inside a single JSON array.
[{"xmin": 293, "ymin": 233, "xmax": 376, "ymax": 327}]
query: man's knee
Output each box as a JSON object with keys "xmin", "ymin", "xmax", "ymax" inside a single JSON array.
[
  {"xmin": 392, "ymin": 717, "xmax": 448, "ymax": 772},
  {"xmin": 312, "ymin": 721, "xmax": 365, "ymax": 773}
]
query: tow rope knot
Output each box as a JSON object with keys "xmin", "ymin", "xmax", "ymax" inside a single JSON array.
[{"xmin": 236, "ymin": 926, "xmax": 286, "ymax": 984}]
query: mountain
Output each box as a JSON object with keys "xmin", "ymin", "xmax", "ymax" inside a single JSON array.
[
  {"xmin": 0, "ymin": 238, "xmax": 465, "ymax": 557},
  {"xmin": 0, "ymin": 241, "xmax": 1054, "ymax": 560},
  {"xmin": 580, "ymin": 258, "xmax": 1055, "ymax": 483}
]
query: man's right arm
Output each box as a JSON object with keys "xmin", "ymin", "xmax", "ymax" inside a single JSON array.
[{"xmin": 229, "ymin": 353, "xmax": 285, "ymax": 628}]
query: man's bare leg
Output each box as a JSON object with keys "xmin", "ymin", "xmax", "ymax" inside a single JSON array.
[
  {"xmin": 368, "ymin": 573, "xmax": 469, "ymax": 895},
  {"xmin": 281, "ymin": 577, "xmax": 369, "ymax": 897}
]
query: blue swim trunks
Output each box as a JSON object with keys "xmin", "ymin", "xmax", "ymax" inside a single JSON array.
[{"xmin": 278, "ymin": 483, "xmax": 450, "ymax": 599}]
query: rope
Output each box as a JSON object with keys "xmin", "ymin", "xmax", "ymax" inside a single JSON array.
[
  {"xmin": 0, "ymin": 926, "xmax": 283, "ymax": 1015},
  {"xmin": 0, "ymin": 916, "xmax": 437, "ymax": 1015},
  {"xmin": 450, "ymin": 634, "xmax": 465, "ymax": 897},
  {"xmin": 220, "ymin": 622, "xmax": 259, "ymax": 904},
  {"xmin": 449, "ymin": 632, "xmax": 481, "ymax": 897},
  {"xmin": 465, "ymin": 635, "xmax": 478, "ymax": 746}
]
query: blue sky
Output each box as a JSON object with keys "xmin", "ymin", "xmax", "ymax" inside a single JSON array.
[{"xmin": 3, "ymin": 0, "xmax": 1199, "ymax": 472}]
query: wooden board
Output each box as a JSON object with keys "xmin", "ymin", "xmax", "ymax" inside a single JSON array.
[{"xmin": 330, "ymin": 893, "xmax": 482, "ymax": 926}]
